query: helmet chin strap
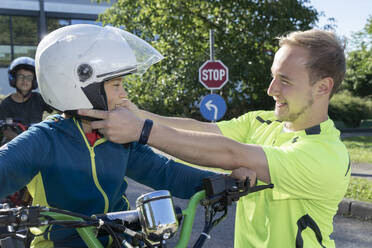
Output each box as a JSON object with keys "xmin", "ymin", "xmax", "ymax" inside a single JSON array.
[
  {"xmin": 65, "ymin": 110, "xmax": 103, "ymax": 122},
  {"xmin": 15, "ymin": 87, "xmax": 31, "ymax": 99}
]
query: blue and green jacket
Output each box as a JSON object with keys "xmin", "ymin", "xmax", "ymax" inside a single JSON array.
[{"xmin": 0, "ymin": 115, "xmax": 214, "ymax": 247}]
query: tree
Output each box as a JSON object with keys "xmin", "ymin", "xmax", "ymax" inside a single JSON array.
[
  {"xmin": 343, "ymin": 16, "xmax": 372, "ymax": 98},
  {"xmin": 98, "ymin": 0, "xmax": 318, "ymax": 119}
]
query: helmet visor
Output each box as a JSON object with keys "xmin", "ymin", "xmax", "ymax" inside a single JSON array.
[{"xmin": 99, "ymin": 26, "xmax": 164, "ymax": 79}]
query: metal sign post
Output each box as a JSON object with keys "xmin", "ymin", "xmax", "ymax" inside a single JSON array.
[{"xmin": 198, "ymin": 29, "xmax": 229, "ymax": 122}]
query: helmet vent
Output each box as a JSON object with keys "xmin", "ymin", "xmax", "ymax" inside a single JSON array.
[{"xmin": 77, "ymin": 63, "xmax": 93, "ymax": 82}]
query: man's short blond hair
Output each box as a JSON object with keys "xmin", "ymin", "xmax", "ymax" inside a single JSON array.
[{"xmin": 278, "ymin": 29, "xmax": 346, "ymax": 97}]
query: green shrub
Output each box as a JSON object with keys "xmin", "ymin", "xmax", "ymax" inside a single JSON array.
[{"xmin": 329, "ymin": 91, "xmax": 372, "ymax": 127}]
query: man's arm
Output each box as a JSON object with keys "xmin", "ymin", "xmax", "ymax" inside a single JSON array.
[
  {"xmin": 78, "ymin": 108, "xmax": 271, "ymax": 183},
  {"xmin": 148, "ymin": 122, "xmax": 270, "ymax": 183},
  {"xmin": 126, "ymin": 142, "xmax": 216, "ymax": 199},
  {"xmin": 120, "ymin": 99, "xmax": 221, "ymax": 134}
]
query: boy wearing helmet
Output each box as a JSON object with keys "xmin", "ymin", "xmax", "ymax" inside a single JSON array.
[
  {"xmin": 0, "ymin": 24, "xmax": 250, "ymax": 247},
  {"xmin": 0, "ymin": 57, "xmax": 52, "ymax": 142}
]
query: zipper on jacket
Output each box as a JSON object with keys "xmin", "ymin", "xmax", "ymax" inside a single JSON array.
[{"xmin": 73, "ymin": 118, "xmax": 109, "ymax": 213}]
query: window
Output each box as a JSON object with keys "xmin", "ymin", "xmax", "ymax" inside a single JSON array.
[
  {"xmin": 47, "ymin": 18, "xmax": 70, "ymax": 33},
  {"xmin": 13, "ymin": 16, "xmax": 38, "ymax": 45},
  {"xmin": 12, "ymin": 16, "xmax": 38, "ymax": 59},
  {"xmin": 0, "ymin": 15, "xmax": 38, "ymax": 67},
  {"xmin": 0, "ymin": 15, "xmax": 101, "ymax": 67},
  {"xmin": 47, "ymin": 18, "xmax": 101, "ymax": 34},
  {"xmin": 71, "ymin": 19, "xmax": 100, "ymax": 25},
  {"xmin": 0, "ymin": 15, "xmax": 11, "ymax": 66}
]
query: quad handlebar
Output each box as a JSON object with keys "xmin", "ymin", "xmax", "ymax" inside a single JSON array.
[{"xmin": 0, "ymin": 175, "xmax": 273, "ymax": 248}]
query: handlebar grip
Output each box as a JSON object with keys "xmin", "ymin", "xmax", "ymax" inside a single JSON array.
[
  {"xmin": 95, "ymin": 210, "xmax": 141, "ymax": 231},
  {"xmin": 105, "ymin": 210, "xmax": 139, "ymax": 223},
  {"xmin": 203, "ymin": 174, "xmax": 247, "ymax": 198}
]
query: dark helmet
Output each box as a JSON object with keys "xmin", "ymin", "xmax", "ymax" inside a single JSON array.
[{"xmin": 8, "ymin": 57, "xmax": 37, "ymax": 90}]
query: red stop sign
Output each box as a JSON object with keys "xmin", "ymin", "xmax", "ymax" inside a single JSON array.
[{"xmin": 198, "ymin": 60, "xmax": 229, "ymax": 90}]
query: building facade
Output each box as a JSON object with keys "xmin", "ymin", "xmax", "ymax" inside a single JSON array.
[{"xmin": 0, "ymin": 0, "xmax": 112, "ymax": 95}]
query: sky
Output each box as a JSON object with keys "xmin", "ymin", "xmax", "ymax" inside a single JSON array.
[{"xmin": 308, "ymin": 0, "xmax": 371, "ymax": 40}]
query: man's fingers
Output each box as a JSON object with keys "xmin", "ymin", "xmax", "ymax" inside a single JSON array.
[
  {"xmin": 90, "ymin": 120, "xmax": 107, "ymax": 130},
  {"xmin": 78, "ymin": 109, "xmax": 109, "ymax": 119},
  {"xmin": 97, "ymin": 128, "xmax": 106, "ymax": 137},
  {"xmin": 230, "ymin": 168, "xmax": 257, "ymax": 187}
]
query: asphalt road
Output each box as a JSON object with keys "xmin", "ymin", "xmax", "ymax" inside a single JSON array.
[
  {"xmin": 332, "ymin": 215, "xmax": 372, "ymax": 248},
  {"xmin": 126, "ymin": 178, "xmax": 372, "ymax": 248}
]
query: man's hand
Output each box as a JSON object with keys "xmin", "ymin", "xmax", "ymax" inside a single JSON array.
[
  {"xmin": 230, "ymin": 167, "xmax": 257, "ymax": 187},
  {"xmin": 121, "ymin": 99, "xmax": 140, "ymax": 114},
  {"xmin": 78, "ymin": 108, "xmax": 144, "ymax": 144}
]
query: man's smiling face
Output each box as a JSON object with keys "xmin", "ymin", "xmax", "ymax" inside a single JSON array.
[{"xmin": 267, "ymin": 45, "xmax": 315, "ymax": 125}]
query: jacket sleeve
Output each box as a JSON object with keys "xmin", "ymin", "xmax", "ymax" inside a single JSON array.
[
  {"xmin": 126, "ymin": 142, "xmax": 216, "ymax": 199},
  {"xmin": 0, "ymin": 126, "xmax": 50, "ymax": 198}
]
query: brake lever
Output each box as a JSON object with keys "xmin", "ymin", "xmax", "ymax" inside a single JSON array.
[
  {"xmin": 202, "ymin": 175, "xmax": 274, "ymax": 209},
  {"xmin": 248, "ymin": 184, "xmax": 274, "ymax": 193}
]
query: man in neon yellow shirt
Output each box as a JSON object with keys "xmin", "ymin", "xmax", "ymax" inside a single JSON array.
[{"xmin": 79, "ymin": 29, "xmax": 350, "ymax": 247}]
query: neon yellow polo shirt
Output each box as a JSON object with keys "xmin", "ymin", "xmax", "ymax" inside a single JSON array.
[{"xmin": 217, "ymin": 111, "xmax": 350, "ymax": 248}]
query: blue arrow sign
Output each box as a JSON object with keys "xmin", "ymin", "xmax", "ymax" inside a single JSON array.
[{"xmin": 200, "ymin": 94, "xmax": 227, "ymax": 121}]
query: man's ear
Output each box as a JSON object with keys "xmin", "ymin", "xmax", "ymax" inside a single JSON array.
[{"xmin": 314, "ymin": 77, "xmax": 334, "ymax": 98}]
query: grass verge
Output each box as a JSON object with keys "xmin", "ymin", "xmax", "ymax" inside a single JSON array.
[
  {"xmin": 345, "ymin": 177, "xmax": 372, "ymax": 203},
  {"xmin": 342, "ymin": 136, "xmax": 372, "ymax": 164}
]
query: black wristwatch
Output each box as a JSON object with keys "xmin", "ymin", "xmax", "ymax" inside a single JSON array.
[{"xmin": 138, "ymin": 119, "xmax": 153, "ymax": 145}]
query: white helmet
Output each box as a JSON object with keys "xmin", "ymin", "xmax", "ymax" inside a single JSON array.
[{"xmin": 35, "ymin": 24, "xmax": 164, "ymax": 111}]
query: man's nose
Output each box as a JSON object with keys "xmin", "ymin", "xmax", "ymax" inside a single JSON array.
[{"xmin": 267, "ymin": 78, "xmax": 279, "ymax": 96}]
